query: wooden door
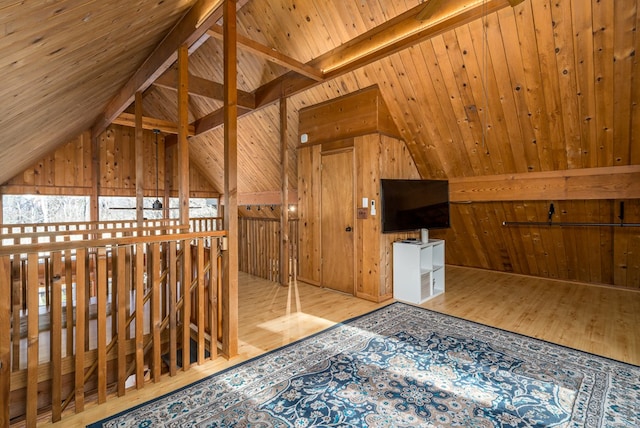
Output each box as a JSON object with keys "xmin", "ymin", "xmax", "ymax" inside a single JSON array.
[{"xmin": 321, "ymin": 149, "xmax": 355, "ymax": 294}]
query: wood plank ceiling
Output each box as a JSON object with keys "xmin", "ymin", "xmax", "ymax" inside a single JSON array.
[
  {"xmin": 1, "ymin": 0, "xmax": 639, "ymax": 287},
  {"xmin": 0, "ymin": 0, "xmax": 198, "ymax": 184}
]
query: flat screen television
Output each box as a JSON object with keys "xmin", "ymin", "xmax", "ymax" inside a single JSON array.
[{"xmin": 380, "ymin": 179, "xmax": 450, "ymax": 233}]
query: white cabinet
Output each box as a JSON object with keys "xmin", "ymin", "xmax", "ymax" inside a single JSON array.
[{"xmin": 393, "ymin": 239, "xmax": 445, "ymax": 304}]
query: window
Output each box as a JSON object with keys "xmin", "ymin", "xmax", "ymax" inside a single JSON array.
[
  {"xmin": 3, "ymin": 194, "xmax": 90, "ymax": 224},
  {"xmin": 99, "ymin": 196, "xmax": 218, "ymax": 221},
  {"xmin": 2, "ymin": 195, "xmax": 218, "ymax": 223}
]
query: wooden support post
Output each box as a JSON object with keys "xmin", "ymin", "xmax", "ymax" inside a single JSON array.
[
  {"xmin": 151, "ymin": 243, "xmax": 162, "ymax": 381},
  {"xmin": 177, "ymin": 45, "xmax": 190, "ymax": 225},
  {"xmin": 181, "ymin": 240, "xmax": 192, "ymax": 371},
  {"xmin": 65, "ymin": 250, "xmax": 74, "ymax": 358},
  {"xmin": 168, "ymin": 242, "xmax": 178, "ymax": 376},
  {"xmin": 222, "ymin": 0, "xmax": 239, "ymax": 357},
  {"xmin": 209, "ymin": 240, "xmax": 218, "ymax": 359},
  {"xmin": 164, "ymin": 139, "xmax": 172, "ymax": 220},
  {"xmin": 116, "ymin": 247, "xmax": 127, "ymax": 396},
  {"xmin": 135, "ymin": 91, "xmax": 145, "ymax": 227},
  {"xmin": 0, "ymin": 256, "xmax": 11, "ymax": 428},
  {"xmin": 135, "ymin": 243, "xmax": 145, "ymax": 388},
  {"xmin": 97, "ymin": 248, "xmax": 108, "ymax": 404},
  {"xmin": 280, "ymin": 97, "xmax": 290, "ymax": 286},
  {"xmin": 91, "ymin": 135, "xmax": 101, "ymax": 222},
  {"xmin": 51, "ymin": 252, "xmax": 63, "ymax": 422},
  {"xmin": 197, "ymin": 239, "xmax": 205, "ymax": 364},
  {"xmin": 26, "ymin": 253, "xmax": 39, "ymax": 425},
  {"xmin": 74, "ymin": 248, "xmax": 86, "ymax": 413},
  {"xmin": 11, "ymin": 261, "xmax": 21, "ymax": 372}
]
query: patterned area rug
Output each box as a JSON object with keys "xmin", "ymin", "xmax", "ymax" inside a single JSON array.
[{"xmin": 89, "ymin": 303, "xmax": 639, "ymax": 427}]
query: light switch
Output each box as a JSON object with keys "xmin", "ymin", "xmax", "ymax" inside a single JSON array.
[{"xmin": 362, "ymin": 197, "xmax": 368, "ymax": 208}]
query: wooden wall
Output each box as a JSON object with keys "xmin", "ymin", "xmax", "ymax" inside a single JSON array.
[
  {"xmin": 297, "ymin": 132, "xmax": 419, "ymax": 301},
  {"xmin": 1, "ymin": 125, "xmax": 218, "ymax": 198},
  {"xmin": 280, "ymin": 0, "xmax": 640, "ymax": 290},
  {"xmin": 430, "ymin": 199, "xmax": 640, "ymax": 288},
  {"xmin": 354, "ymin": 133, "xmax": 420, "ymax": 301},
  {"xmin": 297, "ymin": 144, "xmax": 322, "ymax": 285}
]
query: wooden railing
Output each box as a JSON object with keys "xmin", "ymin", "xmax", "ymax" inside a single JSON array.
[
  {"xmin": 1, "ymin": 224, "xmax": 189, "ymax": 246},
  {"xmin": 238, "ymin": 217, "xmax": 298, "ymax": 283},
  {"xmin": 0, "ymin": 217, "xmax": 224, "ymax": 245},
  {"xmin": 190, "ymin": 216, "xmax": 224, "ymax": 233},
  {"xmin": 1, "ymin": 218, "xmax": 181, "ymax": 235},
  {"xmin": 0, "ymin": 229, "xmax": 227, "ymax": 426}
]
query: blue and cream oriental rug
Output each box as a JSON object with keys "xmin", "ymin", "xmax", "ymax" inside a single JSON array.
[{"xmin": 89, "ymin": 303, "xmax": 639, "ymax": 427}]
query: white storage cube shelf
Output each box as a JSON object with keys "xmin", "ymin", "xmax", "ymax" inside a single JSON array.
[{"xmin": 393, "ymin": 239, "xmax": 445, "ymax": 304}]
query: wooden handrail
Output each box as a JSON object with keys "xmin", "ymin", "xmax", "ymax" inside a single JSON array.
[
  {"xmin": 1, "ymin": 216, "xmax": 224, "ymax": 235},
  {"xmin": 0, "ymin": 218, "xmax": 181, "ymax": 234},
  {"xmin": 0, "ymin": 224, "xmax": 190, "ymax": 244},
  {"xmin": 0, "ymin": 230, "xmax": 226, "ymax": 256}
]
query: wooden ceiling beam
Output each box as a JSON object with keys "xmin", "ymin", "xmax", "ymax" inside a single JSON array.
[
  {"xmin": 90, "ymin": 0, "xmax": 250, "ymax": 141},
  {"xmin": 448, "ymin": 166, "xmax": 640, "ymax": 202},
  {"xmin": 194, "ymin": 0, "xmax": 512, "ymax": 136},
  {"xmin": 206, "ymin": 25, "xmax": 324, "ymax": 81},
  {"xmin": 416, "ymin": 0, "xmax": 444, "ymax": 21},
  {"xmin": 317, "ymin": 0, "xmax": 511, "ymax": 78},
  {"xmin": 194, "ymin": 106, "xmax": 253, "ymax": 135},
  {"xmin": 113, "ymin": 112, "xmax": 195, "ymax": 136},
  {"xmin": 154, "ymin": 69, "xmax": 256, "ymax": 109}
]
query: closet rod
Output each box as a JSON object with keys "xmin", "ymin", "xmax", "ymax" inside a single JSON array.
[{"xmin": 502, "ymin": 221, "xmax": 640, "ymax": 228}]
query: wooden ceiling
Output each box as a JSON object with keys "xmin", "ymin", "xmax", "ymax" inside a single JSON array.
[
  {"xmin": 0, "ymin": 0, "xmax": 197, "ymax": 185},
  {"xmin": 4, "ymin": 0, "xmax": 638, "ymax": 188},
  {"xmin": 2, "ymin": 0, "xmax": 639, "ymax": 287}
]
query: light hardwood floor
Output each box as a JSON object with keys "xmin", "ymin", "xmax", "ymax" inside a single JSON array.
[{"xmin": 40, "ymin": 265, "xmax": 640, "ymax": 427}]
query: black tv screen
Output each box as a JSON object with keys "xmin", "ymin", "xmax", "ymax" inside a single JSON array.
[{"xmin": 380, "ymin": 179, "xmax": 450, "ymax": 233}]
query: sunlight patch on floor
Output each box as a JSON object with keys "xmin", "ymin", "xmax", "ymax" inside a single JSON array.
[{"xmin": 257, "ymin": 312, "xmax": 335, "ymax": 337}]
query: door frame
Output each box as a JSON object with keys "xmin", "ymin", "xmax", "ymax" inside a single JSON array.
[{"xmin": 320, "ymin": 146, "xmax": 357, "ymax": 295}]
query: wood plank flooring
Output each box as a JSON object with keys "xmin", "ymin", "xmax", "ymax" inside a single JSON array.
[{"xmin": 39, "ymin": 265, "xmax": 640, "ymax": 427}]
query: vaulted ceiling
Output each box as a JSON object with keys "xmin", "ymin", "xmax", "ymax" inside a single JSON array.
[{"xmin": 2, "ymin": 0, "xmax": 638, "ymax": 188}]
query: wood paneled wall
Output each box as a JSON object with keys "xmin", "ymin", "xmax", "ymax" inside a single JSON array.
[
  {"xmin": 354, "ymin": 134, "xmax": 420, "ymax": 301},
  {"xmin": 1, "ymin": 125, "xmax": 217, "ymax": 198},
  {"xmin": 430, "ymin": 199, "xmax": 640, "ymax": 288},
  {"xmin": 297, "ymin": 132, "xmax": 419, "ymax": 301},
  {"xmin": 1, "ymin": 131, "xmax": 94, "ymax": 194},
  {"xmin": 297, "ymin": 144, "xmax": 322, "ymax": 285},
  {"xmin": 283, "ymin": 0, "xmax": 639, "ymax": 290}
]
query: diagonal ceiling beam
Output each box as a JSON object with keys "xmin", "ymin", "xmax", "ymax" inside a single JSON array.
[
  {"xmin": 315, "ymin": 0, "xmax": 506, "ymax": 77},
  {"xmin": 194, "ymin": 0, "xmax": 514, "ymax": 136},
  {"xmin": 154, "ymin": 69, "xmax": 256, "ymax": 109},
  {"xmin": 194, "ymin": 106, "xmax": 253, "ymax": 135},
  {"xmin": 206, "ymin": 25, "xmax": 324, "ymax": 81},
  {"xmin": 416, "ymin": 0, "xmax": 444, "ymax": 21},
  {"xmin": 91, "ymin": 0, "xmax": 250, "ymax": 140}
]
